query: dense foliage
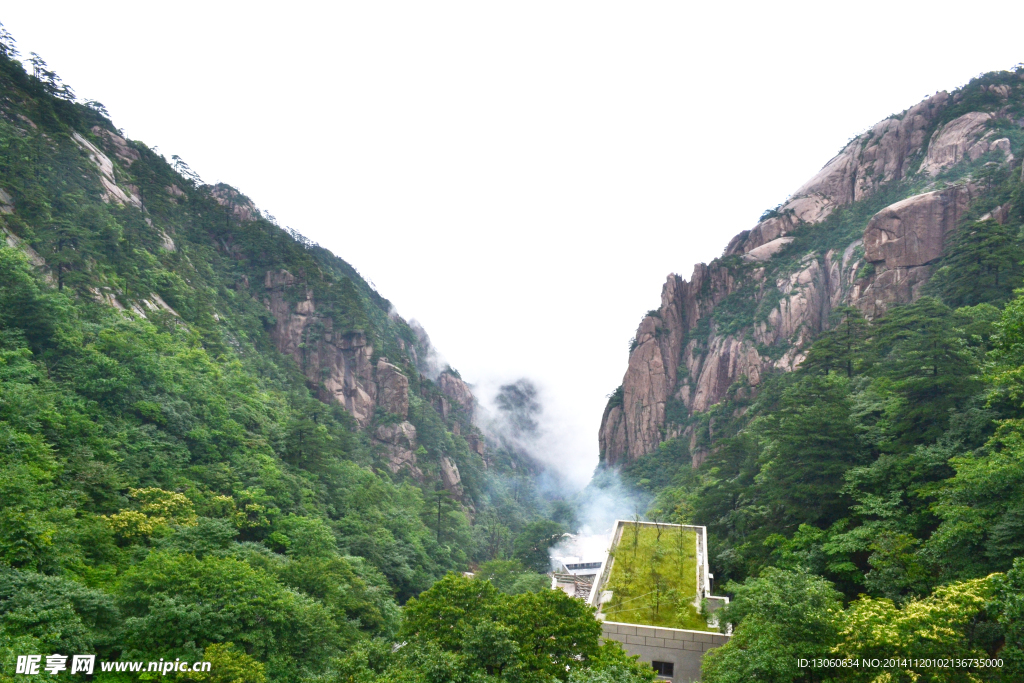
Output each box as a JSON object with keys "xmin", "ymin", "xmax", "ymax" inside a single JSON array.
[
  {"xmin": 610, "ymin": 72, "xmax": 1024, "ymax": 680},
  {"xmin": 0, "ymin": 33, "xmax": 576, "ymax": 682}
]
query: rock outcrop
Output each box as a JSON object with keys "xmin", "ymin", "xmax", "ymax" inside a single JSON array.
[
  {"xmin": 211, "ymin": 184, "xmax": 258, "ymax": 222},
  {"xmin": 437, "ymin": 371, "xmax": 474, "ymax": 416},
  {"xmin": 600, "ymin": 81, "xmax": 1022, "ymax": 468},
  {"xmin": 376, "ymin": 360, "xmax": 410, "ymax": 417},
  {"xmin": 260, "ymin": 268, "xmax": 469, "ymax": 495},
  {"xmin": 725, "ymin": 90, "xmax": 950, "ymax": 257},
  {"xmin": 73, "ymin": 132, "xmax": 142, "ymax": 208},
  {"xmin": 439, "ymin": 456, "xmax": 464, "ymax": 497},
  {"xmin": 91, "ymin": 126, "xmax": 140, "ymax": 166},
  {"xmin": 264, "ymin": 269, "xmax": 398, "ymax": 427},
  {"xmin": 851, "ymin": 184, "xmax": 975, "ymax": 318},
  {"xmin": 374, "ymin": 421, "xmax": 421, "ymax": 476}
]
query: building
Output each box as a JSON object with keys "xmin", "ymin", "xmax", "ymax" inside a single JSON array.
[{"xmin": 587, "ymin": 521, "xmax": 731, "ymax": 683}]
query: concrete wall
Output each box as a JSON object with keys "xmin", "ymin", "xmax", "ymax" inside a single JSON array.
[{"xmin": 600, "ymin": 621, "xmax": 730, "ymax": 683}]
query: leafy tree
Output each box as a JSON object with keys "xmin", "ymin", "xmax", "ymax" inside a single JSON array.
[
  {"xmin": 400, "ymin": 573, "xmax": 603, "ymax": 681},
  {"xmin": 117, "ymin": 551, "xmax": 339, "ymax": 682},
  {"xmin": 703, "ymin": 568, "xmax": 843, "ymax": 683},
  {"xmin": 513, "ymin": 519, "xmax": 565, "ymax": 573},
  {"xmin": 835, "ymin": 575, "xmax": 1000, "ymax": 682},
  {"xmin": 476, "ymin": 559, "xmax": 549, "ymax": 595}
]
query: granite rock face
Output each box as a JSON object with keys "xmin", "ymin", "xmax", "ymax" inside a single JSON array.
[
  {"xmin": 437, "ymin": 371, "xmax": 474, "ymax": 416},
  {"xmin": 599, "ymin": 83, "xmax": 1018, "ymax": 467},
  {"xmin": 211, "ymin": 184, "xmax": 258, "ymax": 222},
  {"xmin": 851, "ymin": 184, "xmax": 975, "ymax": 318},
  {"xmin": 374, "ymin": 421, "xmax": 421, "ymax": 476},
  {"xmin": 260, "ymin": 269, "xmax": 470, "ymax": 494},
  {"xmin": 263, "ymin": 269, "xmax": 410, "ymax": 427},
  {"xmin": 376, "ymin": 360, "xmax": 410, "ymax": 418}
]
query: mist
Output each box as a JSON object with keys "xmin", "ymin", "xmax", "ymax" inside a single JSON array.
[
  {"xmin": 548, "ymin": 467, "xmax": 653, "ymax": 568},
  {"xmin": 472, "ymin": 376, "xmax": 597, "ymax": 492}
]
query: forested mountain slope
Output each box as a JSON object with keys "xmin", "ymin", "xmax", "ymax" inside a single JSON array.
[
  {"xmin": 602, "ymin": 75, "xmax": 1024, "ymax": 468},
  {"xmin": 597, "ymin": 68, "xmax": 1024, "ymax": 681},
  {"xmin": 0, "ymin": 32, "xmax": 608, "ymax": 683}
]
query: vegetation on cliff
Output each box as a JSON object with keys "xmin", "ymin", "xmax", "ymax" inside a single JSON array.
[
  {"xmin": 0, "ymin": 29, "xmax": 615, "ymax": 683},
  {"xmin": 598, "ymin": 69, "xmax": 1024, "ymax": 682}
]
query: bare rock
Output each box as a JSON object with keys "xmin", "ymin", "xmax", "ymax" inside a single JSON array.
[
  {"xmin": 375, "ymin": 421, "xmax": 417, "ymax": 448},
  {"xmin": 599, "ymin": 404, "xmax": 628, "ymax": 466},
  {"xmin": 373, "ymin": 421, "xmax": 421, "ymax": 475},
  {"xmin": 919, "ymin": 112, "xmax": 993, "ymax": 176},
  {"xmin": 784, "ymin": 91, "xmax": 948, "ymax": 222},
  {"xmin": 263, "ymin": 269, "xmax": 378, "ymax": 426},
  {"xmin": 0, "ymin": 188, "xmax": 13, "ymax": 214},
  {"xmin": 597, "ymin": 92, "xmax": 982, "ymax": 467},
  {"xmin": 376, "ymin": 360, "xmax": 410, "ymax": 418},
  {"xmin": 438, "ymin": 371, "xmax": 474, "ymax": 415},
  {"xmin": 159, "ymin": 231, "xmax": 176, "ymax": 251},
  {"xmin": 3, "ymin": 226, "xmax": 50, "ymax": 278},
  {"xmin": 689, "ymin": 337, "xmax": 762, "ymax": 413},
  {"xmin": 725, "ymin": 214, "xmax": 797, "ymax": 256},
  {"xmin": 73, "ymin": 132, "xmax": 142, "ymax": 208},
  {"xmin": 466, "ymin": 433, "xmax": 486, "ymax": 456},
  {"xmin": 619, "ymin": 315, "xmax": 669, "ymax": 461},
  {"xmin": 742, "ymin": 236, "xmax": 794, "ymax": 262},
  {"xmin": 91, "ymin": 126, "xmax": 140, "ymax": 166},
  {"xmin": 211, "ymin": 184, "xmax": 257, "ymax": 222},
  {"xmin": 864, "ymin": 185, "xmax": 974, "ymax": 269},
  {"xmin": 440, "ymin": 456, "xmax": 464, "ymax": 497}
]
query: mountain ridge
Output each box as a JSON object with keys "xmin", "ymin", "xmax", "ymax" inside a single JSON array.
[{"xmin": 600, "ymin": 72, "xmax": 1024, "ymax": 467}]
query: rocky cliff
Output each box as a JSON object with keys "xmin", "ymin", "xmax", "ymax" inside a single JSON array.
[
  {"xmin": 1, "ymin": 89, "xmax": 494, "ymax": 500},
  {"xmin": 601, "ymin": 74, "xmax": 1024, "ymax": 467},
  {"xmin": 260, "ymin": 265, "xmax": 482, "ymax": 495}
]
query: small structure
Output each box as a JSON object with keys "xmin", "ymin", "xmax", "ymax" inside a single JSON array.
[
  {"xmin": 588, "ymin": 521, "xmax": 731, "ymax": 682},
  {"xmin": 551, "ymin": 555, "xmax": 604, "ymax": 603}
]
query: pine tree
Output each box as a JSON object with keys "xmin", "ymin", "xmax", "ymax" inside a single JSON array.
[
  {"xmin": 803, "ymin": 306, "xmax": 870, "ymax": 377},
  {"xmin": 927, "ymin": 219, "xmax": 1024, "ymax": 307}
]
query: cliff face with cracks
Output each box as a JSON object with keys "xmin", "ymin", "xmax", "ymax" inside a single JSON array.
[
  {"xmin": 601, "ymin": 76, "xmax": 1024, "ymax": 467},
  {"xmin": 260, "ymin": 267, "xmax": 486, "ymax": 498}
]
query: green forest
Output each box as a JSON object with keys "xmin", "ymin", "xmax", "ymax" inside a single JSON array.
[
  {"xmin": 613, "ymin": 73, "xmax": 1024, "ymax": 680},
  {"xmin": 0, "ymin": 29, "xmax": 645, "ymax": 683},
  {"xmin": 3, "ymin": 19, "xmax": 1024, "ymax": 683}
]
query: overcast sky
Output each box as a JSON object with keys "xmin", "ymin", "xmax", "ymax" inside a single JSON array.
[{"xmin": 5, "ymin": 3, "xmax": 1024, "ymax": 488}]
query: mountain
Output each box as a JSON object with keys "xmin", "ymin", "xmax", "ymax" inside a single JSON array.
[
  {"xmin": 0, "ymin": 32, "xmax": 592, "ymax": 682},
  {"xmin": 601, "ymin": 75, "xmax": 1024, "ymax": 468},
  {"xmin": 592, "ymin": 69, "xmax": 1024, "ymax": 680}
]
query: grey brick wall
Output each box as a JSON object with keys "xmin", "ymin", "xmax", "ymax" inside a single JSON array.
[{"xmin": 600, "ymin": 621, "xmax": 730, "ymax": 682}]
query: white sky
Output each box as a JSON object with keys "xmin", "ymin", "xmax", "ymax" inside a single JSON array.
[{"xmin": 5, "ymin": 3, "xmax": 1024, "ymax": 488}]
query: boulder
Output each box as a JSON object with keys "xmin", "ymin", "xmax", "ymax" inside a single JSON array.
[
  {"xmin": 374, "ymin": 421, "xmax": 421, "ymax": 475},
  {"xmin": 742, "ymin": 236, "xmax": 794, "ymax": 262},
  {"xmin": 863, "ymin": 185, "xmax": 974, "ymax": 269},
  {"xmin": 437, "ymin": 371, "xmax": 474, "ymax": 415},
  {"xmin": 439, "ymin": 456, "xmax": 464, "ymax": 497},
  {"xmin": 919, "ymin": 112, "xmax": 992, "ymax": 176}
]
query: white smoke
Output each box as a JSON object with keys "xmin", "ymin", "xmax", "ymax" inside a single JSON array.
[{"xmin": 547, "ymin": 467, "xmax": 652, "ymax": 569}]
